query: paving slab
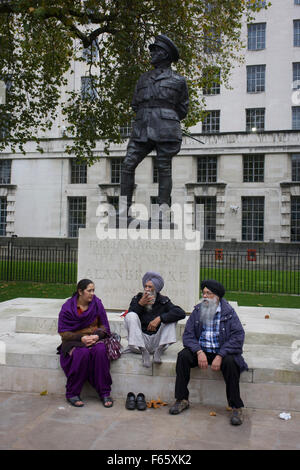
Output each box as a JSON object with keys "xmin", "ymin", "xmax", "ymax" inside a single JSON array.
[{"xmin": 0, "ymin": 391, "xmax": 299, "ymax": 450}]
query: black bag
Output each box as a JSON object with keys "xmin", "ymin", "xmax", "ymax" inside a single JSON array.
[{"xmin": 102, "ymin": 332, "xmax": 122, "ymax": 360}]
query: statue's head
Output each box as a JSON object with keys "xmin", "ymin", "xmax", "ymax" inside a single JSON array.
[{"xmin": 149, "ymin": 34, "xmax": 180, "ymax": 64}]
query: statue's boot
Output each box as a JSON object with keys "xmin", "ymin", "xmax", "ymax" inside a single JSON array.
[
  {"xmin": 117, "ymin": 170, "xmax": 137, "ymax": 227},
  {"xmin": 149, "ymin": 174, "xmax": 174, "ymax": 229}
]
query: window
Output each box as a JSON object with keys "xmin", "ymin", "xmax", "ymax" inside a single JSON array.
[
  {"xmin": 204, "ymin": 28, "xmax": 221, "ymax": 54},
  {"xmin": 242, "ymin": 196, "xmax": 264, "ymax": 241},
  {"xmin": 0, "ymin": 197, "xmax": 7, "ymax": 236},
  {"xmin": 293, "ymin": 63, "xmax": 300, "ymax": 89},
  {"xmin": 119, "ymin": 121, "xmax": 133, "ymax": 138},
  {"xmin": 202, "ymin": 110, "xmax": 220, "ymax": 133},
  {"xmin": 110, "ymin": 158, "xmax": 123, "ymax": 184},
  {"xmin": 202, "ymin": 67, "xmax": 221, "ymax": 95},
  {"xmin": 197, "ymin": 156, "xmax": 217, "ymax": 182},
  {"xmin": 246, "ymin": 108, "xmax": 265, "ymax": 131},
  {"xmin": 153, "ymin": 158, "xmax": 171, "ymax": 183},
  {"xmin": 68, "ymin": 197, "xmax": 86, "ymax": 238},
  {"xmin": 195, "ymin": 196, "xmax": 216, "ymax": 240},
  {"xmin": 82, "ymin": 40, "xmax": 99, "ymax": 62},
  {"xmin": 292, "ymin": 154, "xmax": 300, "ymax": 181},
  {"xmin": 81, "ymin": 76, "xmax": 98, "ymax": 100},
  {"xmin": 0, "ymin": 159, "xmax": 11, "ymax": 184},
  {"xmin": 107, "ymin": 196, "xmax": 119, "ymax": 213},
  {"xmin": 296, "ymin": 0, "xmax": 300, "ymax": 5},
  {"xmin": 70, "ymin": 159, "xmax": 87, "ymax": 184},
  {"xmin": 248, "ymin": 23, "xmax": 266, "ymax": 50},
  {"xmin": 294, "ymin": 20, "xmax": 300, "ymax": 46},
  {"xmin": 247, "ymin": 65, "xmax": 266, "ymax": 93},
  {"xmin": 291, "ymin": 196, "xmax": 300, "ymax": 242},
  {"xmin": 247, "ymin": 0, "xmax": 266, "ymax": 6},
  {"xmin": 243, "ymin": 155, "xmax": 264, "ymax": 182},
  {"xmin": 292, "ymin": 106, "xmax": 300, "ymax": 129}
]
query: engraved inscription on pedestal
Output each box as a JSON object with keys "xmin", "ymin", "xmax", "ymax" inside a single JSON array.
[{"xmin": 78, "ymin": 229, "xmax": 200, "ymax": 312}]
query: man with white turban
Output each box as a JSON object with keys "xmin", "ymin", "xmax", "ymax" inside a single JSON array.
[{"xmin": 123, "ymin": 271, "xmax": 186, "ymax": 367}]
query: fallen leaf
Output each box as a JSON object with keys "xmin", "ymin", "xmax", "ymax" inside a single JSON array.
[
  {"xmin": 209, "ymin": 411, "xmax": 217, "ymax": 416},
  {"xmin": 40, "ymin": 390, "xmax": 48, "ymax": 396},
  {"xmin": 264, "ymin": 314, "xmax": 270, "ymax": 319}
]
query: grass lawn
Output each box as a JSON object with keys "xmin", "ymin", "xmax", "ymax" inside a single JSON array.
[
  {"xmin": 0, "ymin": 281, "xmax": 299, "ymax": 308},
  {"xmin": 0, "ymin": 281, "xmax": 76, "ymax": 303}
]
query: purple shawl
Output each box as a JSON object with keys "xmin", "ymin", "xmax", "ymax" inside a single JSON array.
[{"xmin": 58, "ymin": 295, "xmax": 111, "ymax": 334}]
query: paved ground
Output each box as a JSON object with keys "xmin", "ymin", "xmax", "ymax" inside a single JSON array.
[{"xmin": 0, "ymin": 391, "xmax": 299, "ymax": 451}]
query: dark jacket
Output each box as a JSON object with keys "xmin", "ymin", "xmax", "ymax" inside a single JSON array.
[
  {"xmin": 129, "ymin": 292, "xmax": 186, "ymax": 335},
  {"xmin": 130, "ymin": 67, "xmax": 189, "ymax": 143},
  {"xmin": 182, "ymin": 298, "xmax": 248, "ymax": 372}
]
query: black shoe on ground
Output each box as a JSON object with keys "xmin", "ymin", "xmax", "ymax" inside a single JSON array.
[
  {"xmin": 169, "ymin": 399, "xmax": 189, "ymax": 415},
  {"xmin": 230, "ymin": 408, "xmax": 243, "ymax": 425},
  {"xmin": 125, "ymin": 392, "xmax": 136, "ymax": 410},
  {"xmin": 136, "ymin": 393, "xmax": 147, "ymax": 411}
]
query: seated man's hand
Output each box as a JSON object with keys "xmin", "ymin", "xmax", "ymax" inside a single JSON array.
[
  {"xmin": 147, "ymin": 316, "xmax": 161, "ymax": 332},
  {"xmin": 211, "ymin": 355, "xmax": 222, "ymax": 371},
  {"xmin": 197, "ymin": 350, "xmax": 208, "ymax": 369},
  {"xmin": 139, "ymin": 291, "xmax": 155, "ymax": 307}
]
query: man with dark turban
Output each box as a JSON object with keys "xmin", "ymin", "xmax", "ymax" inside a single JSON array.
[
  {"xmin": 123, "ymin": 271, "xmax": 185, "ymax": 367},
  {"xmin": 169, "ymin": 279, "xmax": 248, "ymax": 426}
]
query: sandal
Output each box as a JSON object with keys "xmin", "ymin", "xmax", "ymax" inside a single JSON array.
[
  {"xmin": 102, "ymin": 396, "xmax": 114, "ymax": 408},
  {"xmin": 67, "ymin": 396, "xmax": 84, "ymax": 407}
]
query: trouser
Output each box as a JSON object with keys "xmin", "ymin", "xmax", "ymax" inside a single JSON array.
[
  {"xmin": 123, "ymin": 311, "xmax": 177, "ymax": 353},
  {"xmin": 60, "ymin": 342, "xmax": 112, "ymax": 399},
  {"xmin": 174, "ymin": 347, "xmax": 244, "ymax": 409},
  {"xmin": 120, "ymin": 138, "xmax": 181, "ymax": 210}
]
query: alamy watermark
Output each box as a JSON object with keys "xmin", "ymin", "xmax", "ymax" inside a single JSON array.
[
  {"xmin": 291, "ymin": 340, "xmax": 300, "ymax": 365},
  {"xmin": 292, "ymin": 80, "xmax": 300, "ymax": 106},
  {"xmin": 95, "ymin": 201, "xmax": 204, "ymax": 251},
  {"xmin": 0, "ymin": 80, "xmax": 6, "ymax": 105},
  {"xmin": 0, "ymin": 340, "xmax": 6, "ymax": 365}
]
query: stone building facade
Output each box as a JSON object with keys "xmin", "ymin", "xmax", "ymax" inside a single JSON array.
[{"xmin": 0, "ymin": 0, "xmax": 300, "ymax": 248}]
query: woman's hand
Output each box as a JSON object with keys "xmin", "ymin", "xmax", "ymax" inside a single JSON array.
[{"xmin": 81, "ymin": 335, "xmax": 99, "ymax": 347}]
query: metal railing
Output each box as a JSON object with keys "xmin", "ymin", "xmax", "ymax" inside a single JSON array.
[
  {"xmin": 0, "ymin": 242, "xmax": 299, "ymax": 294},
  {"xmin": 0, "ymin": 242, "xmax": 77, "ymax": 284},
  {"xmin": 200, "ymin": 249, "xmax": 300, "ymax": 294}
]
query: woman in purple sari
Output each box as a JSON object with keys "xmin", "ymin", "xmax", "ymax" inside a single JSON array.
[{"xmin": 57, "ymin": 279, "xmax": 113, "ymax": 408}]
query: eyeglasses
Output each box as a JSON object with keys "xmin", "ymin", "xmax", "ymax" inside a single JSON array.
[{"xmin": 202, "ymin": 290, "xmax": 215, "ymax": 297}]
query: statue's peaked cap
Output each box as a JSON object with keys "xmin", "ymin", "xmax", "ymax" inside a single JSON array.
[{"xmin": 149, "ymin": 34, "xmax": 180, "ymax": 63}]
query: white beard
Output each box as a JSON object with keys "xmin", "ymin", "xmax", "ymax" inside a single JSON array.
[
  {"xmin": 199, "ymin": 297, "xmax": 219, "ymax": 325},
  {"xmin": 145, "ymin": 290, "xmax": 157, "ymax": 312}
]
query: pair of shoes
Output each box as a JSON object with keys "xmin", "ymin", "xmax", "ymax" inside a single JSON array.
[
  {"xmin": 230, "ymin": 408, "xmax": 243, "ymax": 425},
  {"xmin": 67, "ymin": 396, "xmax": 84, "ymax": 407},
  {"xmin": 125, "ymin": 392, "xmax": 147, "ymax": 411},
  {"xmin": 169, "ymin": 399, "xmax": 189, "ymax": 415},
  {"xmin": 102, "ymin": 396, "xmax": 114, "ymax": 408}
]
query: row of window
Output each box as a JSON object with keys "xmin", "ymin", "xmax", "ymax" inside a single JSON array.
[
  {"xmin": 63, "ymin": 195, "xmax": 300, "ymax": 241},
  {"xmin": 0, "ymin": 192, "xmax": 299, "ymax": 241},
  {"xmin": 247, "ymin": 20, "xmax": 300, "ymax": 51},
  {"xmin": 2, "ymin": 155, "xmax": 300, "ymax": 186},
  {"xmin": 204, "ymin": 62, "xmax": 300, "ymax": 96},
  {"xmin": 202, "ymin": 107, "xmax": 300, "ymax": 132}
]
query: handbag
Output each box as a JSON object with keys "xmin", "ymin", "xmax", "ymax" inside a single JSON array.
[{"xmin": 102, "ymin": 332, "xmax": 122, "ymax": 360}]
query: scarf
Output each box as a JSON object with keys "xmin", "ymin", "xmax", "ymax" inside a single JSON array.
[{"xmin": 58, "ymin": 294, "xmax": 110, "ymax": 334}]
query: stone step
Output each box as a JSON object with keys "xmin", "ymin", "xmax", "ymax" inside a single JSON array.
[
  {"xmin": 0, "ymin": 332, "xmax": 299, "ymax": 411},
  {"xmin": 1, "ymin": 298, "xmax": 300, "ymax": 411},
  {"xmin": 13, "ymin": 299, "xmax": 299, "ymax": 347}
]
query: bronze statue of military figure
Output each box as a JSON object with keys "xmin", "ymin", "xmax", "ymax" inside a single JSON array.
[{"xmin": 118, "ymin": 34, "xmax": 189, "ymax": 226}]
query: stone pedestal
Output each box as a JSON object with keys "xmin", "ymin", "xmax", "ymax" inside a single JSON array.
[{"xmin": 77, "ymin": 227, "xmax": 201, "ymax": 313}]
